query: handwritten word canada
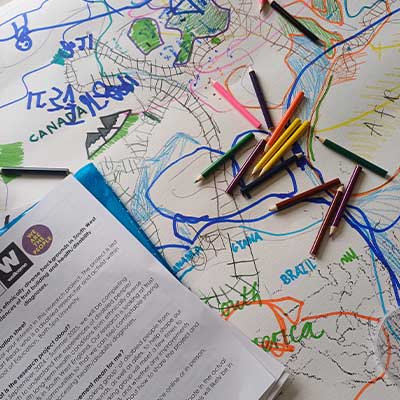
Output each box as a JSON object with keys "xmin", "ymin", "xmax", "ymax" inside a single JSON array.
[
  {"xmin": 219, "ymin": 281, "xmax": 261, "ymax": 317},
  {"xmin": 230, "ymin": 232, "xmax": 263, "ymax": 253},
  {"xmin": 252, "ymin": 321, "xmax": 325, "ymax": 357},
  {"xmin": 280, "ymin": 258, "xmax": 317, "ymax": 286},
  {"xmin": 27, "ymin": 74, "xmax": 139, "ymax": 125}
]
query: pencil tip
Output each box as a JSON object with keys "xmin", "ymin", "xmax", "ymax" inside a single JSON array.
[
  {"xmin": 269, "ymin": 205, "xmax": 278, "ymax": 212},
  {"xmin": 194, "ymin": 176, "xmax": 203, "ymax": 183},
  {"xmin": 329, "ymin": 226, "xmax": 337, "ymax": 236},
  {"xmin": 248, "ymin": 66, "xmax": 254, "ymax": 72}
]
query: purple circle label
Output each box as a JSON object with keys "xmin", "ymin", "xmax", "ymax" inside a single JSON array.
[{"xmin": 22, "ymin": 225, "xmax": 53, "ymax": 256}]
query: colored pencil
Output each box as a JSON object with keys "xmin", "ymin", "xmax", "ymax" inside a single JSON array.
[
  {"xmin": 241, "ymin": 153, "xmax": 303, "ymax": 198},
  {"xmin": 316, "ymin": 136, "xmax": 388, "ymax": 178},
  {"xmin": 259, "ymin": 0, "xmax": 267, "ymax": 12},
  {"xmin": 310, "ymin": 185, "xmax": 344, "ymax": 257},
  {"xmin": 269, "ymin": 177, "xmax": 341, "ymax": 211},
  {"xmin": 259, "ymin": 120, "xmax": 310, "ymax": 176},
  {"xmin": 264, "ymin": 91, "xmax": 304, "ymax": 151},
  {"xmin": 268, "ymin": 1, "xmax": 322, "ymax": 45},
  {"xmin": 226, "ymin": 139, "xmax": 266, "ymax": 194},
  {"xmin": 252, "ymin": 118, "xmax": 301, "ymax": 176},
  {"xmin": 0, "ymin": 167, "xmax": 70, "ymax": 177},
  {"xmin": 213, "ymin": 81, "xmax": 262, "ymax": 129},
  {"xmin": 195, "ymin": 133, "xmax": 255, "ymax": 183},
  {"xmin": 330, "ymin": 165, "xmax": 363, "ymax": 236},
  {"xmin": 248, "ymin": 67, "xmax": 274, "ymax": 129}
]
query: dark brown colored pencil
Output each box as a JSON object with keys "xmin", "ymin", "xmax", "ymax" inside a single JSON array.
[
  {"xmin": 269, "ymin": 177, "xmax": 341, "ymax": 212},
  {"xmin": 310, "ymin": 185, "xmax": 344, "ymax": 257},
  {"xmin": 226, "ymin": 139, "xmax": 266, "ymax": 194}
]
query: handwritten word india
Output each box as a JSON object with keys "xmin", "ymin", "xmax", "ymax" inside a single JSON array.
[
  {"xmin": 280, "ymin": 259, "xmax": 317, "ymax": 286},
  {"xmin": 27, "ymin": 74, "xmax": 139, "ymax": 142},
  {"xmin": 252, "ymin": 321, "xmax": 325, "ymax": 357}
]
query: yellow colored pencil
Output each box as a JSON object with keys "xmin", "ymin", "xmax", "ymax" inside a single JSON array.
[
  {"xmin": 259, "ymin": 120, "xmax": 310, "ymax": 176},
  {"xmin": 251, "ymin": 118, "xmax": 301, "ymax": 176}
]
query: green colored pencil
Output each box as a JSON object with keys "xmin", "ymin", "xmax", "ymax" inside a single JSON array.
[
  {"xmin": 195, "ymin": 133, "xmax": 255, "ymax": 182},
  {"xmin": 316, "ymin": 136, "xmax": 388, "ymax": 178}
]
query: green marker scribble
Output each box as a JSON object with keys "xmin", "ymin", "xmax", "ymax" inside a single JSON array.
[
  {"xmin": 177, "ymin": 31, "xmax": 195, "ymax": 64},
  {"xmin": 0, "ymin": 142, "xmax": 24, "ymax": 183},
  {"xmin": 89, "ymin": 114, "xmax": 139, "ymax": 159},
  {"xmin": 167, "ymin": 0, "xmax": 229, "ymax": 65},
  {"xmin": 312, "ymin": 0, "xmax": 342, "ymax": 23},
  {"xmin": 211, "ymin": 36, "xmax": 222, "ymax": 45},
  {"xmin": 310, "ymin": 74, "xmax": 333, "ymax": 161},
  {"xmin": 129, "ymin": 18, "xmax": 163, "ymax": 54}
]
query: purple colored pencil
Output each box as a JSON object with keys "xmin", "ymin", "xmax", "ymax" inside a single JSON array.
[
  {"xmin": 329, "ymin": 165, "xmax": 362, "ymax": 236},
  {"xmin": 225, "ymin": 139, "xmax": 266, "ymax": 194}
]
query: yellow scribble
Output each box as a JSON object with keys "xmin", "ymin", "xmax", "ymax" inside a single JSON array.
[{"xmin": 316, "ymin": 83, "xmax": 400, "ymax": 133}]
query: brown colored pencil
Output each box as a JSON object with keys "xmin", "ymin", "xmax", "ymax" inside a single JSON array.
[
  {"xmin": 310, "ymin": 185, "xmax": 344, "ymax": 257},
  {"xmin": 269, "ymin": 177, "xmax": 341, "ymax": 212}
]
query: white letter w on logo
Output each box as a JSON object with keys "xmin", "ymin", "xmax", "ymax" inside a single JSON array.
[{"xmin": 0, "ymin": 250, "xmax": 20, "ymax": 274}]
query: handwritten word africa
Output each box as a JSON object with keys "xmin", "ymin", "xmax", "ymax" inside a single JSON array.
[{"xmin": 252, "ymin": 321, "xmax": 325, "ymax": 356}]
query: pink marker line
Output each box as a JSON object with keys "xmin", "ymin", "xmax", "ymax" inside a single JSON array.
[{"xmin": 213, "ymin": 81, "xmax": 262, "ymax": 128}]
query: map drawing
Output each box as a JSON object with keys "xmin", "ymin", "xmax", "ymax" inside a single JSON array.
[{"xmin": 0, "ymin": 0, "xmax": 399, "ymax": 398}]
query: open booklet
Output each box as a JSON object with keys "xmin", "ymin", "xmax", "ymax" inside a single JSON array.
[{"xmin": 0, "ymin": 170, "xmax": 287, "ymax": 399}]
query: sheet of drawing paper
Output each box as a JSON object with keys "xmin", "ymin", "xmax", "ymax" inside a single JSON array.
[
  {"xmin": 0, "ymin": 175, "xmax": 280, "ymax": 400},
  {"xmin": 0, "ymin": 0, "xmax": 399, "ymax": 398}
]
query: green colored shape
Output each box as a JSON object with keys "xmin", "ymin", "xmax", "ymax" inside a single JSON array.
[
  {"xmin": 167, "ymin": 0, "xmax": 229, "ymax": 64},
  {"xmin": 211, "ymin": 36, "xmax": 222, "ymax": 45},
  {"xmin": 279, "ymin": 17, "xmax": 342, "ymax": 54},
  {"xmin": 129, "ymin": 18, "xmax": 162, "ymax": 55},
  {"xmin": 312, "ymin": 0, "xmax": 342, "ymax": 23},
  {"xmin": 90, "ymin": 114, "xmax": 139, "ymax": 160},
  {"xmin": 309, "ymin": 75, "xmax": 333, "ymax": 161},
  {"xmin": 0, "ymin": 142, "xmax": 24, "ymax": 183},
  {"xmin": 177, "ymin": 31, "xmax": 195, "ymax": 64}
]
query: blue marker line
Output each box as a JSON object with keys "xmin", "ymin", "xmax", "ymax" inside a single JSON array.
[
  {"xmin": 287, "ymin": 6, "xmax": 400, "ymax": 106},
  {"xmin": 239, "ymin": 219, "xmax": 322, "ymax": 237},
  {"xmin": 0, "ymin": 2, "xmax": 151, "ymax": 43},
  {"xmin": 343, "ymin": 0, "xmax": 386, "ymax": 18}
]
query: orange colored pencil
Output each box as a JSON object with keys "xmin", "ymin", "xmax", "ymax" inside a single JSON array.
[{"xmin": 264, "ymin": 91, "xmax": 304, "ymax": 151}]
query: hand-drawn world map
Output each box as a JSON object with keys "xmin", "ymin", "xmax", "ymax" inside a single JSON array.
[{"xmin": 0, "ymin": 0, "xmax": 399, "ymax": 398}]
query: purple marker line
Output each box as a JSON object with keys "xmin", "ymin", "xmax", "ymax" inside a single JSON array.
[
  {"xmin": 226, "ymin": 139, "xmax": 266, "ymax": 194},
  {"xmin": 329, "ymin": 165, "xmax": 363, "ymax": 236}
]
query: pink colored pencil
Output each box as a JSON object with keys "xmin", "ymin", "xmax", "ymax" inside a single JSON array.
[
  {"xmin": 226, "ymin": 139, "xmax": 266, "ymax": 194},
  {"xmin": 264, "ymin": 91, "xmax": 304, "ymax": 150},
  {"xmin": 213, "ymin": 81, "xmax": 263, "ymax": 129}
]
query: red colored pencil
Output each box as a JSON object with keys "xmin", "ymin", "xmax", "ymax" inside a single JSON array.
[
  {"xmin": 310, "ymin": 185, "xmax": 344, "ymax": 257},
  {"xmin": 330, "ymin": 165, "xmax": 363, "ymax": 236},
  {"xmin": 269, "ymin": 177, "xmax": 341, "ymax": 212}
]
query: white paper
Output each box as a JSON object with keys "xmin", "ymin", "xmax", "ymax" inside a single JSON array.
[
  {"xmin": 0, "ymin": 176, "xmax": 279, "ymax": 400},
  {"xmin": 0, "ymin": 1, "xmax": 399, "ymax": 398}
]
